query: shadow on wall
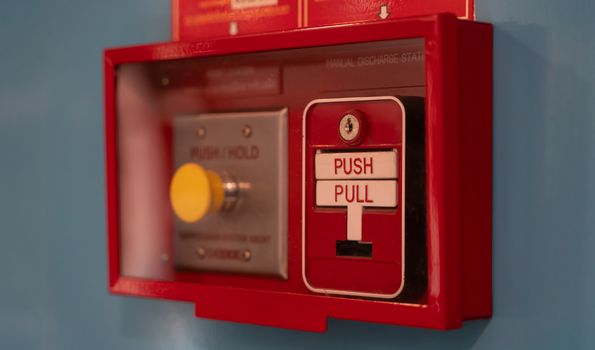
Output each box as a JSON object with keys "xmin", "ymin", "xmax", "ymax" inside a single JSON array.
[
  {"xmin": 488, "ymin": 22, "xmax": 593, "ymax": 349},
  {"xmin": 119, "ymin": 298, "xmax": 489, "ymax": 349},
  {"xmin": 114, "ymin": 21, "xmax": 594, "ymax": 350}
]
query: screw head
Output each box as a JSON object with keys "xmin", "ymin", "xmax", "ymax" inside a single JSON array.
[
  {"xmin": 339, "ymin": 111, "xmax": 366, "ymax": 145},
  {"xmin": 242, "ymin": 249, "xmax": 252, "ymax": 261},
  {"xmin": 195, "ymin": 247, "xmax": 206, "ymax": 259},
  {"xmin": 196, "ymin": 127, "xmax": 206, "ymax": 139},
  {"xmin": 242, "ymin": 125, "xmax": 252, "ymax": 138}
]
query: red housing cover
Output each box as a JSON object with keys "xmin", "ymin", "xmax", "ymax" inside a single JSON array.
[{"xmin": 105, "ymin": 14, "xmax": 492, "ymax": 331}]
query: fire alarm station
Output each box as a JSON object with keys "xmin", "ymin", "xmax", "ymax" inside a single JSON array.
[{"xmin": 105, "ymin": 4, "xmax": 492, "ymax": 331}]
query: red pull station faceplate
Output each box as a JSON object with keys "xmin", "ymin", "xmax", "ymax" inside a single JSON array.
[{"xmin": 303, "ymin": 97, "xmax": 406, "ymax": 298}]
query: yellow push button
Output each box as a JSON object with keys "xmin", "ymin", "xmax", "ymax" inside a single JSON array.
[{"xmin": 170, "ymin": 163, "xmax": 225, "ymax": 223}]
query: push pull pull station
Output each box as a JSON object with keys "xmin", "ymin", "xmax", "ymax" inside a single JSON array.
[{"xmin": 315, "ymin": 151, "xmax": 399, "ymax": 242}]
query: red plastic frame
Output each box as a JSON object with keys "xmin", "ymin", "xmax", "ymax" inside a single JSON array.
[{"xmin": 105, "ymin": 13, "xmax": 492, "ymax": 331}]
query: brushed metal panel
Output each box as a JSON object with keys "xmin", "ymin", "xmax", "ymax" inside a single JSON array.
[{"xmin": 173, "ymin": 109, "xmax": 288, "ymax": 278}]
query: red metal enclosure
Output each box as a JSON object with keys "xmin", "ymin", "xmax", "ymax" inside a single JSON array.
[{"xmin": 104, "ymin": 13, "xmax": 492, "ymax": 331}]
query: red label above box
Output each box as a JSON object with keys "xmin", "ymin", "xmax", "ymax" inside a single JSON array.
[
  {"xmin": 173, "ymin": 0, "xmax": 473, "ymax": 41},
  {"xmin": 306, "ymin": 0, "xmax": 473, "ymax": 27},
  {"xmin": 173, "ymin": 0, "xmax": 300, "ymax": 40}
]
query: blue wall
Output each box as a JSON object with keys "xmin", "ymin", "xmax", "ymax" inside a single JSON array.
[{"xmin": 1, "ymin": 0, "xmax": 594, "ymax": 348}]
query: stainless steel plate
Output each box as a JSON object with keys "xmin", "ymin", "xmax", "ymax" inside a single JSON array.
[{"xmin": 173, "ymin": 109, "xmax": 288, "ymax": 278}]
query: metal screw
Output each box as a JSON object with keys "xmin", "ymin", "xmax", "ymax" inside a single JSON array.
[
  {"xmin": 195, "ymin": 247, "xmax": 206, "ymax": 259},
  {"xmin": 339, "ymin": 113, "xmax": 361, "ymax": 142},
  {"xmin": 161, "ymin": 77, "xmax": 170, "ymax": 86},
  {"xmin": 242, "ymin": 249, "xmax": 252, "ymax": 261},
  {"xmin": 242, "ymin": 125, "xmax": 252, "ymax": 138},
  {"xmin": 196, "ymin": 127, "xmax": 206, "ymax": 139}
]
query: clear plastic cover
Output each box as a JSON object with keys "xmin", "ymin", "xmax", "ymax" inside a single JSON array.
[{"xmin": 115, "ymin": 38, "xmax": 426, "ymax": 294}]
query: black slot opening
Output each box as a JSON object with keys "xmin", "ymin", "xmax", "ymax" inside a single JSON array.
[
  {"xmin": 336, "ymin": 240, "xmax": 373, "ymax": 258},
  {"xmin": 396, "ymin": 96, "xmax": 427, "ymax": 302}
]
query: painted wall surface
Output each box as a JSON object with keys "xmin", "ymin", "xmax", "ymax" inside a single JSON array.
[{"xmin": 1, "ymin": 0, "xmax": 594, "ymax": 349}]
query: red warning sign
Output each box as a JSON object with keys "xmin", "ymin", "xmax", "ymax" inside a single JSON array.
[
  {"xmin": 173, "ymin": 0, "xmax": 473, "ymax": 41},
  {"xmin": 305, "ymin": 0, "xmax": 473, "ymax": 28},
  {"xmin": 173, "ymin": 0, "xmax": 300, "ymax": 40}
]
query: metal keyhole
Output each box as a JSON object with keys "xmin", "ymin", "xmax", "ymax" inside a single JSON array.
[
  {"xmin": 345, "ymin": 118, "xmax": 354, "ymax": 134},
  {"xmin": 339, "ymin": 113, "xmax": 361, "ymax": 142}
]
